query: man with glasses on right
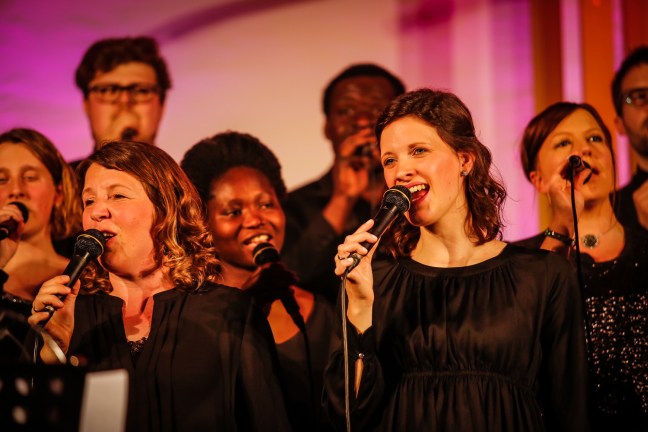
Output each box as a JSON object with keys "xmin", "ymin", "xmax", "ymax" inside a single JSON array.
[
  {"xmin": 612, "ymin": 45, "xmax": 648, "ymax": 232},
  {"xmin": 74, "ymin": 36, "xmax": 171, "ymax": 160}
]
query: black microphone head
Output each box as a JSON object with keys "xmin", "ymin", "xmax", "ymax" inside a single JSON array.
[
  {"xmin": 8, "ymin": 201, "xmax": 29, "ymax": 223},
  {"xmin": 74, "ymin": 229, "xmax": 106, "ymax": 258},
  {"xmin": 383, "ymin": 185, "xmax": 412, "ymax": 213},
  {"xmin": 121, "ymin": 127, "xmax": 138, "ymax": 141},
  {"xmin": 252, "ymin": 242, "xmax": 280, "ymax": 266},
  {"xmin": 568, "ymin": 155, "xmax": 583, "ymax": 167}
]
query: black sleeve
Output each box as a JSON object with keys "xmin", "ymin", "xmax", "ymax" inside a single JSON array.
[
  {"xmin": 322, "ymin": 323, "xmax": 386, "ymax": 431},
  {"xmin": 538, "ymin": 255, "xmax": 590, "ymax": 431}
]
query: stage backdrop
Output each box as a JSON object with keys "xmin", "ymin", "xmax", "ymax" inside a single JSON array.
[{"xmin": 0, "ymin": 0, "xmax": 630, "ymax": 240}]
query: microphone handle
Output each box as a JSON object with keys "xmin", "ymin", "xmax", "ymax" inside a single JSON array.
[
  {"xmin": 41, "ymin": 251, "xmax": 92, "ymax": 319},
  {"xmin": 348, "ymin": 204, "xmax": 401, "ymax": 272}
]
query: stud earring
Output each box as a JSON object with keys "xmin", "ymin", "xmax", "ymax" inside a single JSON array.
[{"xmin": 460, "ymin": 170, "xmax": 468, "ymax": 177}]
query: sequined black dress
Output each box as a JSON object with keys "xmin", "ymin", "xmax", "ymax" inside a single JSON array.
[
  {"xmin": 323, "ymin": 245, "xmax": 589, "ymax": 431},
  {"xmin": 514, "ymin": 229, "xmax": 648, "ymax": 431}
]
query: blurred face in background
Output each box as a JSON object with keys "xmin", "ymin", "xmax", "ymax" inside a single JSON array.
[
  {"xmin": 0, "ymin": 142, "xmax": 61, "ymax": 239},
  {"xmin": 615, "ymin": 63, "xmax": 648, "ymax": 158},
  {"xmin": 84, "ymin": 62, "xmax": 165, "ymax": 148},
  {"xmin": 325, "ymin": 76, "xmax": 397, "ymax": 169},
  {"xmin": 206, "ymin": 166, "xmax": 285, "ymax": 271}
]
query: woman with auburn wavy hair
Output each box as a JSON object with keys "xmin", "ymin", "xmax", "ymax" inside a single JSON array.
[
  {"xmin": 28, "ymin": 141, "xmax": 290, "ymax": 431},
  {"xmin": 517, "ymin": 102, "xmax": 648, "ymax": 431},
  {"xmin": 0, "ymin": 128, "xmax": 81, "ymax": 362},
  {"xmin": 324, "ymin": 89, "xmax": 589, "ymax": 431}
]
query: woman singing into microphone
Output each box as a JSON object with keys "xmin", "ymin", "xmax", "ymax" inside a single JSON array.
[
  {"xmin": 0, "ymin": 128, "xmax": 81, "ymax": 363},
  {"xmin": 325, "ymin": 89, "xmax": 589, "ymax": 431},
  {"xmin": 516, "ymin": 102, "xmax": 648, "ymax": 431},
  {"xmin": 181, "ymin": 131, "xmax": 335, "ymax": 432},
  {"xmin": 28, "ymin": 141, "xmax": 290, "ymax": 431}
]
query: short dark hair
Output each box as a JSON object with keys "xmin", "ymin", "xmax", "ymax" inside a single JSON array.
[
  {"xmin": 322, "ymin": 63, "xmax": 406, "ymax": 116},
  {"xmin": 180, "ymin": 131, "xmax": 287, "ymax": 209},
  {"xmin": 611, "ymin": 45, "xmax": 648, "ymax": 116},
  {"xmin": 75, "ymin": 36, "xmax": 172, "ymax": 103},
  {"xmin": 375, "ymin": 88, "xmax": 506, "ymax": 256},
  {"xmin": 520, "ymin": 102, "xmax": 614, "ymax": 181}
]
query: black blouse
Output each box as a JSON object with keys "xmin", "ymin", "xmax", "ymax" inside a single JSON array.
[
  {"xmin": 323, "ymin": 244, "xmax": 589, "ymax": 431},
  {"xmin": 69, "ymin": 282, "xmax": 291, "ymax": 432}
]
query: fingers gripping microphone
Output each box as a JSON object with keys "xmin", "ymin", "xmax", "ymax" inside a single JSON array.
[
  {"xmin": 347, "ymin": 185, "xmax": 412, "ymax": 273},
  {"xmin": 252, "ymin": 242, "xmax": 306, "ymax": 332},
  {"xmin": 42, "ymin": 229, "xmax": 106, "ymax": 317},
  {"xmin": 0, "ymin": 201, "xmax": 29, "ymax": 240}
]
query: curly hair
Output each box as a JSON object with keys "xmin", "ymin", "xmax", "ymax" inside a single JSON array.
[
  {"xmin": 520, "ymin": 102, "xmax": 615, "ymax": 181},
  {"xmin": 611, "ymin": 45, "xmax": 648, "ymax": 116},
  {"xmin": 323, "ymin": 63, "xmax": 406, "ymax": 116},
  {"xmin": 0, "ymin": 128, "xmax": 82, "ymax": 240},
  {"xmin": 180, "ymin": 131, "xmax": 286, "ymax": 209},
  {"xmin": 75, "ymin": 36, "xmax": 172, "ymax": 103},
  {"xmin": 77, "ymin": 141, "xmax": 220, "ymax": 293},
  {"xmin": 374, "ymin": 88, "xmax": 507, "ymax": 257}
]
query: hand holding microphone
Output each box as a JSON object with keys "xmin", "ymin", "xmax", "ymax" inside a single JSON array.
[
  {"xmin": 341, "ymin": 185, "xmax": 412, "ymax": 273},
  {"xmin": 0, "ymin": 201, "xmax": 29, "ymax": 240},
  {"xmin": 32, "ymin": 229, "xmax": 106, "ymax": 327}
]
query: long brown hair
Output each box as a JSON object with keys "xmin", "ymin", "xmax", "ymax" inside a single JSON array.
[
  {"xmin": 375, "ymin": 88, "xmax": 507, "ymax": 257},
  {"xmin": 77, "ymin": 141, "xmax": 220, "ymax": 293},
  {"xmin": 0, "ymin": 128, "xmax": 82, "ymax": 240}
]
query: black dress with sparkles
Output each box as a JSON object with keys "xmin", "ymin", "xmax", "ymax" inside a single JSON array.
[
  {"xmin": 68, "ymin": 282, "xmax": 291, "ymax": 432},
  {"xmin": 514, "ymin": 229, "xmax": 648, "ymax": 431},
  {"xmin": 323, "ymin": 244, "xmax": 589, "ymax": 431}
]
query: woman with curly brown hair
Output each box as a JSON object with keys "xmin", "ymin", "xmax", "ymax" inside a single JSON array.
[
  {"xmin": 28, "ymin": 141, "xmax": 290, "ymax": 431},
  {"xmin": 324, "ymin": 89, "xmax": 589, "ymax": 431}
]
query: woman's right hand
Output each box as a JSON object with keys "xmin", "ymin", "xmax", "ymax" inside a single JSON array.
[
  {"xmin": 27, "ymin": 275, "xmax": 80, "ymax": 363},
  {"xmin": 334, "ymin": 219, "xmax": 378, "ymax": 333},
  {"xmin": 0, "ymin": 203, "xmax": 26, "ymax": 268}
]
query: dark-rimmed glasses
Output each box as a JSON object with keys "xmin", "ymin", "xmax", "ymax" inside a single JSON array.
[
  {"xmin": 624, "ymin": 87, "xmax": 648, "ymax": 108},
  {"xmin": 88, "ymin": 83, "xmax": 160, "ymax": 103}
]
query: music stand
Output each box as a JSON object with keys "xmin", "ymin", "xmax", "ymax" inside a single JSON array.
[{"xmin": 0, "ymin": 363, "xmax": 85, "ymax": 432}]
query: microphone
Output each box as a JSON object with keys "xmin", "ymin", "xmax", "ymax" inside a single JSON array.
[
  {"xmin": 252, "ymin": 242, "xmax": 306, "ymax": 332},
  {"xmin": 347, "ymin": 185, "xmax": 412, "ymax": 273},
  {"xmin": 121, "ymin": 127, "xmax": 137, "ymax": 141},
  {"xmin": 0, "ymin": 201, "xmax": 29, "ymax": 240},
  {"xmin": 41, "ymin": 229, "xmax": 106, "ymax": 319},
  {"xmin": 562, "ymin": 155, "xmax": 592, "ymax": 184}
]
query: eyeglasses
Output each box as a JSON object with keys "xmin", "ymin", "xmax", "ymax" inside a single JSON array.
[
  {"xmin": 88, "ymin": 83, "xmax": 160, "ymax": 103},
  {"xmin": 624, "ymin": 87, "xmax": 648, "ymax": 108}
]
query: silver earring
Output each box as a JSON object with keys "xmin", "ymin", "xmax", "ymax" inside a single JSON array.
[{"xmin": 460, "ymin": 170, "xmax": 468, "ymax": 177}]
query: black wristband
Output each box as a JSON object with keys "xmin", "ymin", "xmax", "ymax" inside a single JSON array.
[{"xmin": 543, "ymin": 228, "xmax": 574, "ymax": 247}]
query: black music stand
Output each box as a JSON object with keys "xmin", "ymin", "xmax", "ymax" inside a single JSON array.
[{"xmin": 0, "ymin": 363, "xmax": 85, "ymax": 432}]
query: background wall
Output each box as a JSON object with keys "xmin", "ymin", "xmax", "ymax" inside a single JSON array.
[{"xmin": 0, "ymin": 0, "xmax": 638, "ymax": 240}]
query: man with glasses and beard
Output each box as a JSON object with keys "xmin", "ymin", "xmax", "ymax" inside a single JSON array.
[{"xmin": 612, "ymin": 45, "xmax": 648, "ymax": 232}]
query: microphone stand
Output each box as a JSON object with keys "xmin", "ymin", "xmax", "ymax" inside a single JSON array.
[{"xmin": 568, "ymin": 167, "xmax": 592, "ymax": 354}]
